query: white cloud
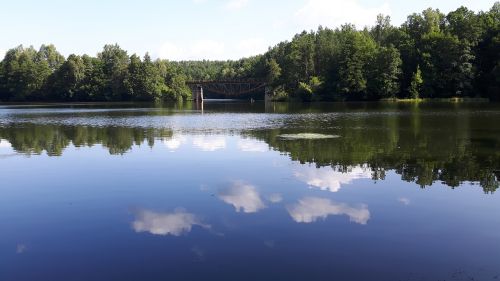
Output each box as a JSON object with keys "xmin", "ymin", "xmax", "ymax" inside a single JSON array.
[
  {"xmin": 163, "ymin": 136, "xmax": 186, "ymax": 152},
  {"xmin": 398, "ymin": 197, "xmax": 410, "ymax": 205},
  {"xmin": 218, "ymin": 181, "xmax": 266, "ymax": 213},
  {"xmin": 158, "ymin": 42, "xmax": 184, "ymax": 61},
  {"xmin": 190, "ymin": 40, "xmax": 226, "ymax": 60},
  {"xmin": 157, "ymin": 37, "xmax": 268, "ymax": 61},
  {"xmin": 192, "ymin": 136, "xmax": 226, "ymax": 151},
  {"xmin": 295, "ymin": 0, "xmax": 391, "ymax": 30},
  {"xmin": 0, "ymin": 49, "xmax": 5, "ymax": 61},
  {"xmin": 237, "ymin": 139, "xmax": 268, "ymax": 152},
  {"xmin": 294, "ymin": 165, "xmax": 372, "ymax": 192},
  {"xmin": 267, "ymin": 193, "xmax": 283, "ymax": 203},
  {"xmin": 132, "ymin": 209, "xmax": 209, "ymax": 236},
  {"xmin": 287, "ymin": 197, "xmax": 370, "ymax": 224},
  {"xmin": 193, "ymin": 0, "xmax": 208, "ymax": 3},
  {"xmin": 224, "ymin": 0, "xmax": 249, "ymax": 11}
]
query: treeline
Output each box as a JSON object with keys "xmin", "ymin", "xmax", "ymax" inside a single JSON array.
[
  {"xmin": 259, "ymin": 2, "xmax": 500, "ymax": 101},
  {"xmin": 0, "ymin": 45, "xmax": 192, "ymax": 102},
  {"xmin": 153, "ymin": 3, "xmax": 500, "ymax": 101},
  {"xmin": 0, "ymin": 3, "xmax": 499, "ymax": 102}
]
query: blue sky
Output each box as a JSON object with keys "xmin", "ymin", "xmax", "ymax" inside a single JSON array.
[{"xmin": 0, "ymin": 0, "xmax": 496, "ymax": 60}]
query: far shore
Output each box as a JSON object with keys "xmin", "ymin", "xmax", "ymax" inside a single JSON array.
[{"xmin": 0, "ymin": 97, "xmax": 495, "ymax": 105}]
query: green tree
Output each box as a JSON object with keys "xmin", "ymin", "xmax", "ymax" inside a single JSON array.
[
  {"xmin": 336, "ymin": 25, "xmax": 376, "ymax": 98},
  {"xmin": 371, "ymin": 14, "xmax": 394, "ymax": 46},
  {"xmin": 446, "ymin": 6, "xmax": 483, "ymax": 45},
  {"xmin": 297, "ymin": 76, "xmax": 323, "ymax": 101},
  {"xmin": 421, "ymin": 32, "xmax": 474, "ymax": 97},
  {"xmin": 475, "ymin": 2, "xmax": 500, "ymax": 100},
  {"xmin": 48, "ymin": 54, "xmax": 86, "ymax": 100},
  {"xmin": 126, "ymin": 53, "xmax": 169, "ymax": 101},
  {"xmin": 0, "ymin": 45, "xmax": 54, "ymax": 101},
  {"xmin": 78, "ymin": 55, "xmax": 107, "ymax": 101},
  {"xmin": 98, "ymin": 44, "xmax": 129, "ymax": 100},
  {"xmin": 367, "ymin": 45, "xmax": 402, "ymax": 99},
  {"xmin": 409, "ymin": 65, "xmax": 423, "ymax": 99},
  {"xmin": 266, "ymin": 58, "xmax": 281, "ymax": 84},
  {"xmin": 37, "ymin": 44, "xmax": 65, "ymax": 71}
]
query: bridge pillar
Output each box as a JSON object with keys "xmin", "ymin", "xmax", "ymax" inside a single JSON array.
[{"xmin": 192, "ymin": 85, "xmax": 204, "ymax": 102}]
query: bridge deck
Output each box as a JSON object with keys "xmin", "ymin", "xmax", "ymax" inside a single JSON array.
[{"xmin": 187, "ymin": 80, "xmax": 268, "ymax": 96}]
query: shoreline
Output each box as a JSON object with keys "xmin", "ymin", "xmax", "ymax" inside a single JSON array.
[
  {"xmin": 0, "ymin": 98, "xmax": 494, "ymax": 105},
  {"xmin": 379, "ymin": 97, "xmax": 491, "ymax": 103}
]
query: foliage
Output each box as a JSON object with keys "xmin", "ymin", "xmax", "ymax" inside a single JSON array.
[
  {"xmin": 409, "ymin": 65, "xmax": 424, "ymax": 99},
  {"xmin": 256, "ymin": 2, "xmax": 499, "ymax": 101},
  {"xmin": 0, "ymin": 2, "xmax": 498, "ymax": 102},
  {"xmin": 367, "ymin": 45, "xmax": 402, "ymax": 99},
  {"xmin": 0, "ymin": 45, "xmax": 191, "ymax": 102}
]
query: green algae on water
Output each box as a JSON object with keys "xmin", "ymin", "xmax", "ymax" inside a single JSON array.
[{"xmin": 278, "ymin": 133, "xmax": 340, "ymax": 140}]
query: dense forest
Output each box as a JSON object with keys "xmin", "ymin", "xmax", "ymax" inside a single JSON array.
[{"xmin": 0, "ymin": 3, "xmax": 498, "ymax": 102}]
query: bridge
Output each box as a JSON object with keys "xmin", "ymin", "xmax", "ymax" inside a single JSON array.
[{"xmin": 186, "ymin": 79, "xmax": 268, "ymax": 101}]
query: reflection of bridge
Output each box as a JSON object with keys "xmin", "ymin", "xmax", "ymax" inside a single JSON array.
[{"xmin": 187, "ymin": 80, "xmax": 268, "ymax": 101}]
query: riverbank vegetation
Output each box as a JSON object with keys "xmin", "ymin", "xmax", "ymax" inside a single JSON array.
[{"xmin": 0, "ymin": 3, "xmax": 498, "ymax": 102}]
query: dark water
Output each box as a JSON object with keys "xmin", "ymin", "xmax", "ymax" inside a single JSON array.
[{"xmin": 1, "ymin": 101, "xmax": 499, "ymax": 281}]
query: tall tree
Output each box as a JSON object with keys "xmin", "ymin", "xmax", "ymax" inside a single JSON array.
[
  {"xmin": 125, "ymin": 53, "xmax": 167, "ymax": 101},
  {"xmin": 367, "ymin": 45, "xmax": 402, "ymax": 99},
  {"xmin": 335, "ymin": 25, "xmax": 376, "ymax": 99},
  {"xmin": 48, "ymin": 54, "xmax": 85, "ymax": 100},
  {"xmin": 266, "ymin": 58, "xmax": 281, "ymax": 85},
  {"xmin": 98, "ymin": 44, "xmax": 129, "ymax": 100},
  {"xmin": 371, "ymin": 14, "xmax": 393, "ymax": 46}
]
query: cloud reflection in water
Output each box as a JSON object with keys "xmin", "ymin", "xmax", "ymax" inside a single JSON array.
[
  {"xmin": 218, "ymin": 181, "xmax": 266, "ymax": 213},
  {"xmin": 294, "ymin": 165, "xmax": 372, "ymax": 192},
  {"xmin": 192, "ymin": 136, "xmax": 226, "ymax": 151},
  {"xmin": 398, "ymin": 197, "xmax": 410, "ymax": 205},
  {"xmin": 267, "ymin": 193, "xmax": 283, "ymax": 203},
  {"xmin": 163, "ymin": 136, "xmax": 186, "ymax": 152},
  {"xmin": 0, "ymin": 139, "xmax": 12, "ymax": 149},
  {"xmin": 287, "ymin": 197, "xmax": 370, "ymax": 224},
  {"xmin": 237, "ymin": 139, "xmax": 269, "ymax": 152},
  {"xmin": 132, "ymin": 208, "xmax": 209, "ymax": 236}
]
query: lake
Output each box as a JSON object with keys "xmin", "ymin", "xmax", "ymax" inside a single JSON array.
[{"xmin": 1, "ymin": 101, "xmax": 499, "ymax": 281}]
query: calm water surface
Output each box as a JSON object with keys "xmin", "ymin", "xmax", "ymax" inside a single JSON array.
[{"xmin": 1, "ymin": 101, "xmax": 499, "ymax": 281}]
